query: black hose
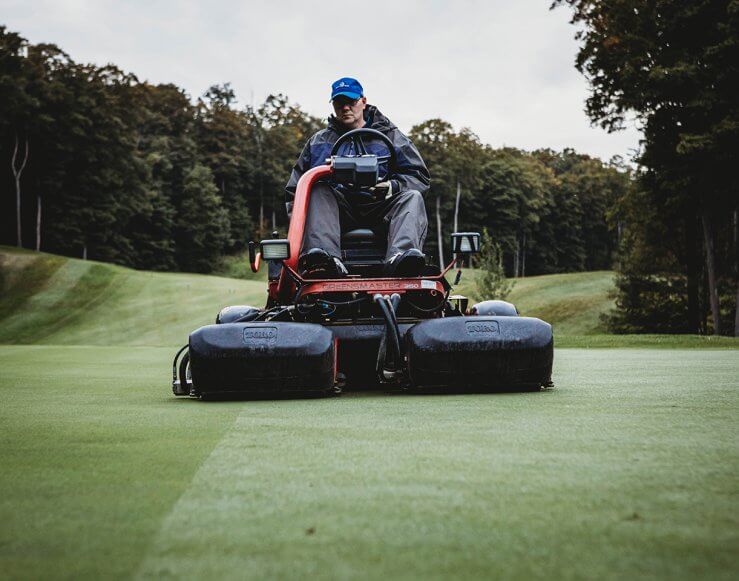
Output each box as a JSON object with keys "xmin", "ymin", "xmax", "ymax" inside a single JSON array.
[
  {"xmin": 234, "ymin": 310, "xmax": 260, "ymax": 323},
  {"xmin": 385, "ymin": 293, "xmax": 403, "ymax": 366},
  {"xmin": 318, "ymin": 296, "xmax": 370, "ymax": 307},
  {"xmin": 375, "ymin": 296, "xmax": 401, "ymax": 371},
  {"xmin": 172, "ymin": 344, "xmax": 188, "ymax": 382},
  {"xmin": 179, "ymin": 350, "xmax": 190, "ymax": 394},
  {"xmin": 406, "ymin": 293, "xmax": 447, "ymax": 314},
  {"xmin": 375, "ymin": 318, "xmax": 388, "ymax": 382},
  {"xmin": 387, "ymin": 293, "xmax": 402, "ymax": 344}
]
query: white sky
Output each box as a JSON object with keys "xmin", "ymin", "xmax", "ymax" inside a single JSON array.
[{"xmin": 2, "ymin": 0, "xmax": 642, "ymax": 161}]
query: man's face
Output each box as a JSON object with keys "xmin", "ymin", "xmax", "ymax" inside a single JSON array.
[{"xmin": 332, "ymin": 95, "xmax": 367, "ymax": 130}]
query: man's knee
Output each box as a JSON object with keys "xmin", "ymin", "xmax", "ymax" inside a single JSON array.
[
  {"xmin": 396, "ymin": 190, "xmax": 427, "ymax": 223},
  {"xmin": 395, "ymin": 189, "xmax": 425, "ymax": 210}
]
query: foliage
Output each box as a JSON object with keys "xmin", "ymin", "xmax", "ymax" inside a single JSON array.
[
  {"xmin": 554, "ymin": 0, "xmax": 739, "ymax": 335},
  {"xmin": 409, "ymin": 124, "xmax": 630, "ymax": 276},
  {"xmin": 175, "ymin": 164, "xmax": 232, "ymax": 273},
  {"xmin": 2, "ymin": 25, "xmax": 629, "ymax": 279},
  {"xmin": 475, "ymin": 229, "xmax": 514, "ymax": 300}
]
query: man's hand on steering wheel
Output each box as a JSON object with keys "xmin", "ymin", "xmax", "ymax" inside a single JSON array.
[
  {"xmin": 369, "ymin": 180, "xmax": 393, "ymax": 200},
  {"xmin": 330, "ymin": 127, "xmax": 397, "ymax": 187}
]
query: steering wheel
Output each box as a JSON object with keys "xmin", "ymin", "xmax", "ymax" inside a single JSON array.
[{"xmin": 330, "ymin": 128, "xmax": 397, "ymax": 171}]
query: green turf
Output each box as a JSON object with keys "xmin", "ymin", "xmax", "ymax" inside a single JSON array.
[
  {"xmin": 0, "ymin": 345, "xmax": 737, "ymax": 579},
  {"xmin": 1, "ymin": 248, "xmax": 738, "ymax": 577},
  {"xmin": 555, "ymin": 334, "xmax": 739, "ymax": 349}
]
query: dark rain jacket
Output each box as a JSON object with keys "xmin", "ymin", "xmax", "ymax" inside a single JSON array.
[{"xmin": 285, "ymin": 105, "xmax": 430, "ymax": 212}]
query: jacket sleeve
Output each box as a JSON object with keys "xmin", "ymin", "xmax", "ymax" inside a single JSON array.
[
  {"xmin": 285, "ymin": 139, "xmax": 313, "ymax": 215},
  {"xmin": 388, "ymin": 129, "xmax": 430, "ymax": 197}
]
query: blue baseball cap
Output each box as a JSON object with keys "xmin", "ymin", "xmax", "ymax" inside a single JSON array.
[{"xmin": 330, "ymin": 77, "xmax": 363, "ymax": 102}]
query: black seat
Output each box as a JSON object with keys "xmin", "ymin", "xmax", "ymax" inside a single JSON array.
[
  {"xmin": 341, "ymin": 228, "xmax": 386, "ymax": 270},
  {"xmin": 341, "ymin": 228, "xmax": 380, "ymax": 246}
]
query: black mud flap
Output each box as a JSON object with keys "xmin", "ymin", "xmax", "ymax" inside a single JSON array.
[
  {"xmin": 189, "ymin": 322, "xmax": 337, "ymax": 398},
  {"xmin": 405, "ymin": 316, "xmax": 553, "ymax": 392}
]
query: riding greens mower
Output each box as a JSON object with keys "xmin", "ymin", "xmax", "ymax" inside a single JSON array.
[{"xmin": 172, "ymin": 128, "xmax": 553, "ymax": 399}]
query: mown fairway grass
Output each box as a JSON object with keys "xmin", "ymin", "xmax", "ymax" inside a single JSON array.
[
  {"xmin": 1, "ymin": 247, "xmax": 738, "ymax": 579},
  {"xmin": 1, "ymin": 346, "xmax": 737, "ymax": 579}
]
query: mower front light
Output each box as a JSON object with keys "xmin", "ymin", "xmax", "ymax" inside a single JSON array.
[
  {"xmin": 451, "ymin": 232, "xmax": 481, "ymax": 254},
  {"xmin": 260, "ymin": 239, "xmax": 291, "ymax": 260}
]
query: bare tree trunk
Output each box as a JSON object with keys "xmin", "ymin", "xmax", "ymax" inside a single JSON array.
[
  {"xmin": 686, "ymin": 213, "xmax": 701, "ymax": 333},
  {"xmin": 701, "ymin": 212, "xmax": 720, "ymax": 335},
  {"xmin": 453, "ymin": 180, "xmax": 461, "ymax": 234},
  {"xmin": 82, "ymin": 244, "xmax": 88, "ymax": 260},
  {"xmin": 11, "ymin": 134, "xmax": 29, "ymax": 248},
  {"xmin": 258, "ymin": 200, "xmax": 264, "ymax": 239},
  {"xmin": 436, "ymin": 194, "xmax": 444, "ymax": 268},
  {"xmin": 513, "ymin": 237, "xmax": 520, "ymax": 278},
  {"xmin": 521, "ymin": 231, "xmax": 526, "ymax": 278},
  {"xmin": 272, "ymin": 207, "xmax": 276, "ymax": 232},
  {"xmin": 255, "ymin": 124, "xmax": 264, "ymax": 239},
  {"xmin": 36, "ymin": 194, "xmax": 41, "ymax": 251}
]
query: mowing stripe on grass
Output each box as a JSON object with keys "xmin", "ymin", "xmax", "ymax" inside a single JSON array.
[
  {"xmin": 136, "ymin": 350, "xmax": 739, "ymax": 580},
  {"xmin": 0, "ymin": 252, "xmax": 66, "ymax": 321},
  {"xmin": 0, "ymin": 345, "xmax": 244, "ymax": 580},
  {"xmin": 0, "ymin": 259, "xmax": 116, "ymax": 343}
]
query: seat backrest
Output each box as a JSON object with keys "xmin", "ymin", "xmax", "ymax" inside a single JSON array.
[{"xmin": 341, "ymin": 228, "xmax": 386, "ymax": 265}]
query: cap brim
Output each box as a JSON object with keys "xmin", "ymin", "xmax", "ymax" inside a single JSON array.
[{"xmin": 330, "ymin": 91, "xmax": 362, "ymax": 102}]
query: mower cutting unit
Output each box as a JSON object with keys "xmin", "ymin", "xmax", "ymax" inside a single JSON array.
[{"xmin": 172, "ymin": 128, "xmax": 553, "ymax": 399}]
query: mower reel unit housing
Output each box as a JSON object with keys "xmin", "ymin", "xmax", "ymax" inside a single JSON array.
[{"xmin": 172, "ymin": 128, "xmax": 553, "ymax": 398}]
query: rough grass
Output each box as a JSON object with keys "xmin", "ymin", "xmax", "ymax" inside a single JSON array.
[
  {"xmin": 0, "ymin": 345, "xmax": 737, "ymax": 579},
  {"xmin": 2, "ymin": 248, "xmax": 738, "ymax": 349},
  {"xmin": 0, "ymin": 247, "xmax": 266, "ymax": 347},
  {"xmin": 213, "ymin": 250, "xmax": 268, "ymax": 281},
  {"xmin": 457, "ymin": 269, "xmax": 617, "ymax": 335}
]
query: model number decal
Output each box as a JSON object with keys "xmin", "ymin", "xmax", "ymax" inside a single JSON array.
[
  {"xmin": 465, "ymin": 321, "xmax": 500, "ymax": 335},
  {"xmin": 243, "ymin": 326, "xmax": 278, "ymax": 344}
]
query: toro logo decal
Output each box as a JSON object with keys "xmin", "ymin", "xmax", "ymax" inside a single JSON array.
[
  {"xmin": 242, "ymin": 326, "xmax": 278, "ymax": 345},
  {"xmin": 465, "ymin": 320, "xmax": 500, "ymax": 335}
]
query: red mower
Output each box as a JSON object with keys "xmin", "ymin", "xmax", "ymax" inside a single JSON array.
[{"xmin": 172, "ymin": 129, "xmax": 553, "ymax": 399}]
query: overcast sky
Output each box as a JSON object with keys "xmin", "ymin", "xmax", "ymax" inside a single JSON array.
[{"xmin": 3, "ymin": 0, "xmax": 641, "ymax": 161}]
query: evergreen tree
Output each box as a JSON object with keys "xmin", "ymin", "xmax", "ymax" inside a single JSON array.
[
  {"xmin": 175, "ymin": 164, "xmax": 231, "ymax": 273},
  {"xmin": 475, "ymin": 229, "xmax": 514, "ymax": 300}
]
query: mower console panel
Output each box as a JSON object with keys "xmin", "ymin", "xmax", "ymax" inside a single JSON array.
[{"xmin": 332, "ymin": 156, "xmax": 379, "ymax": 187}]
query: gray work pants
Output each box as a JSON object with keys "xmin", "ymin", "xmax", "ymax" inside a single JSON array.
[{"xmin": 302, "ymin": 183, "xmax": 428, "ymax": 260}]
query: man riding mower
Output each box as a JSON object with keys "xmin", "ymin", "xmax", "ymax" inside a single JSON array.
[
  {"xmin": 171, "ymin": 78, "xmax": 553, "ymax": 399},
  {"xmin": 287, "ymin": 77, "xmax": 430, "ymax": 279}
]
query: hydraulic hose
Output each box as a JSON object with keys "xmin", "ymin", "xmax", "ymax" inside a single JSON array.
[
  {"xmin": 374, "ymin": 294, "xmax": 402, "ymax": 379},
  {"xmin": 172, "ymin": 344, "xmax": 189, "ymax": 383},
  {"xmin": 179, "ymin": 350, "xmax": 190, "ymax": 393}
]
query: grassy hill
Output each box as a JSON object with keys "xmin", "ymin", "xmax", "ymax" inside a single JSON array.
[
  {"xmin": 0, "ymin": 246, "xmax": 265, "ymax": 347},
  {"xmin": 1, "ymin": 246, "xmax": 737, "ymax": 348},
  {"xmin": 456, "ymin": 269, "xmax": 616, "ymax": 335}
]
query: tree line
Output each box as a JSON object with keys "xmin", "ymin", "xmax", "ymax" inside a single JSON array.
[
  {"xmin": 1, "ymin": 25, "xmax": 628, "ymax": 279},
  {"xmin": 554, "ymin": 0, "xmax": 738, "ymax": 336}
]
